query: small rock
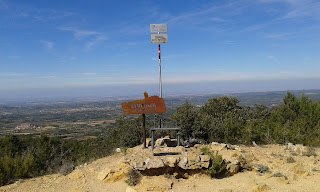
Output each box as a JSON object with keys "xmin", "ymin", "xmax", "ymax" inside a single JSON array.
[
  {"xmin": 202, "ymin": 161, "xmax": 210, "ymax": 168},
  {"xmin": 67, "ymin": 170, "xmax": 84, "ymax": 180},
  {"xmin": 212, "ymin": 142, "xmax": 220, "ymax": 145},
  {"xmin": 104, "ymin": 170, "xmax": 126, "ymax": 183},
  {"xmin": 252, "ymin": 141, "xmax": 259, "ymax": 147},
  {"xmin": 276, "ymin": 177, "xmax": 289, "ymax": 184},
  {"xmin": 220, "ymin": 143, "xmax": 228, "ymax": 149},
  {"xmin": 115, "ymin": 148, "xmax": 121, "ymax": 153},
  {"xmin": 253, "ymin": 164, "xmax": 270, "ymax": 174},
  {"xmin": 252, "ymin": 183, "xmax": 270, "ymax": 192},
  {"xmin": 183, "ymin": 138, "xmax": 202, "ymax": 147},
  {"xmin": 126, "ymin": 186, "xmax": 138, "ymax": 192},
  {"xmin": 286, "ymin": 156, "xmax": 296, "ymax": 163},
  {"xmin": 238, "ymin": 155, "xmax": 252, "ymax": 171},
  {"xmin": 219, "ymin": 189, "xmax": 233, "ymax": 192},
  {"xmin": 68, "ymin": 189, "xmax": 84, "ymax": 192},
  {"xmin": 97, "ymin": 167, "xmax": 112, "ymax": 181},
  {"xmin": 227, "ymin": 164, "xmax": 240, "ymax": 176},
  {"xmin": 146, "ymin": 138, "xmax": 152, "ymax": 147},
  {"xmin": 287, "ymin": 143, "xmax": 294, "ymax": 151},
  {"xmin": 200, "ymin": 155, "xmax": 210, "ymax": 162}
]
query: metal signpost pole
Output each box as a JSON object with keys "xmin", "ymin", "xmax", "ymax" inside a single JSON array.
[
  {"xmin": 159, "ymin": 42, "xmax": 162, "ymax": 98},
  {"xmin": 158, "ymin": 31, "xmax": 162, "ymax": 129},
  {"xmin": 142, "ymin": 113, "xmax": 146, "ymax": 148},
  {"xmin": 150, "ymin": 24, "xmax": 168, "ymax": 151}
]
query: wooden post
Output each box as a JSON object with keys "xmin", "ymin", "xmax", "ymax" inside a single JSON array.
[{"xmin": 142, "ymin": 114, "xmax": 146, "ymax": 148}]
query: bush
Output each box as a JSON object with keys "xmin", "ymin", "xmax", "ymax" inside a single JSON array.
[
  {"xmin": 125, "ymin": 169, "xmax": 141, "ymax": 186},
  {"xmin": 201, "ymin": 147, "xmax": 226, "ymax": 178},
  {"xmin": 0, "ymin": 135, "xmax": 115, "ymax": 186}
]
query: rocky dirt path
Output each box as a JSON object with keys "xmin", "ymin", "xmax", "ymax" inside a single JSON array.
[{"xmin": 0, "ymin": 144, "xmax": 319, "ymax": 192}]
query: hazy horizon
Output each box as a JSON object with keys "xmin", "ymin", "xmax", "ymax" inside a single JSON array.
[{"xmin": 1, "ymin": 78, "xmax": 319, "ymax": 103}]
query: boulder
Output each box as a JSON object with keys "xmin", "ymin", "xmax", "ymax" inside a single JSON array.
[
  {"xmin": 155, "ymin": 137, "xmax": 177, "ymax": 147},
  {"xmin": 163, "ymin": 156, "xmax": 179, "ymax": 167},
  {"xmin": 145, "ymin": 158, "xmax": 165, "ymax": 169},
  {"xmin": 187, "ymin": 152, "xmax": 200, "ymax": 162},
  {"xmin": 178, "ymin": 156, "xmax": 188, "ymax": 169}
]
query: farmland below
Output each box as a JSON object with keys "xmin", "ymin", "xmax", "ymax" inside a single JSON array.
[{"xmin": 1, "ymin": 89, "xmax": 320, "ymax": 139}]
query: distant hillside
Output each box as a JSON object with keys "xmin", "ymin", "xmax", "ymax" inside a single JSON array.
[{"xmin": 165, "ymin": 89, "xmax": 320, "ymax": 107}]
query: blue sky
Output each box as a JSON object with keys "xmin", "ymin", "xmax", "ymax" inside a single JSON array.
[{"xmin": 1, "ymin": 0, "xmax": 320, "ymax": 98}]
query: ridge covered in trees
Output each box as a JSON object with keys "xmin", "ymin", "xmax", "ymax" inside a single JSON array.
[
  {"xmin": 172, "ymin": 92, "xmax": 320, "ymax": 145},
  {"xmin": 0, "ymin": 92, "xmax": 319, "ymax": 186}
]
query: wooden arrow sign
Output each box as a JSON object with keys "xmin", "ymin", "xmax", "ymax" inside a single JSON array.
[{"xmin": 121, "ymin": 92, "xmax": 166, "ymax": 115}]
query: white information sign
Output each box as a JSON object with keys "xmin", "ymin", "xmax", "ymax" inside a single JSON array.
[
  {"xmin": 150, "ymin": 24, "xmax": 167, "ymax": 33},
  {"xmin": 151, "ymin": 34, "xmax": 168, "ymax": 43}
]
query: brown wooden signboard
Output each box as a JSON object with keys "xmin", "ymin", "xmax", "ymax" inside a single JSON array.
[{"xmin": 121, "ymin": 92, "xmax": 166, "ymax": 115}]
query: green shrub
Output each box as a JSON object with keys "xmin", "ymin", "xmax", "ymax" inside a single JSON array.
[
  {"xmin": 201, "ymin": 147, "xmax": 226, "ymax": 178},
  {"xmin": 125, "ymin": 169, "xmax": 141, "ymax": 186}
]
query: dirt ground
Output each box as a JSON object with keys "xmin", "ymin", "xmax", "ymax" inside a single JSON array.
[{"xmin": 0, "ymin": 144, "xmax": 319, "ymax": 192}]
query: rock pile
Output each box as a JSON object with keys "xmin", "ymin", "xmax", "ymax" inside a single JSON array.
[
  {"xmin": 125, "ymin": 145, "xmax": 210, "ymax": 175},
  {"xmin": 124, "ymin": 137, "xmax": 249, "ymax": 178},
  {"xmin": 286, "ymin": 143, "xmax": 316, "ymax": 156},
  {"xmin": 94, "ymin": 138, "xmax": 320, "ymax": 191}
]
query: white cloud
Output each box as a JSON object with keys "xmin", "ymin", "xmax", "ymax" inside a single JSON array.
[
  {"xmin": 81, "ymin": 73, "xmax": 97, "ymax": 76},
  {"xmin": 41, "ymin": 40, "xmax": 53, "ymax": 50},
  {"xmin": 165, "ymin": 1, "xmax": 244, "ymax": 26},
  {"xmin": 59, "ymin": 27, "xmax": 101, "ymax": 39},
  {"xmin": 265, "ymin": 32, "xmax": 295, "ymax": 39},
  {"xmin": 0, "ymin": 73, "xmax": 30, "ymax": 77},
  {"xmin": 210, "ymin": 17, "xmax": 228, "ymax": 22},
  {"xmin": 8, "ymin": 55, "xmax": 20, "ymax": 59},
  {"xmin": 267, "ymin": 55, "xmax": 280, "ymax": 64},
  {"xmin": 59, "ymin": 27, "xmax": 107, "ymax": 51},
  {"xmin": 85, "ymin": 36, "xmax": 107, "ymax": 51},
  {"xmin": 224, "ymin": 41, "xmax": 235, "ymax": 45},
  {"xmin": 240, "ymin": 23, "xmax": 270, "ymax": 33},
  {"xmin": 38, "ymin": 76, "xmax": 56, "ymax": 79},
  {"xmin": 260, "ymin": 0, "xmax": 320, "ymax": 20}
]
